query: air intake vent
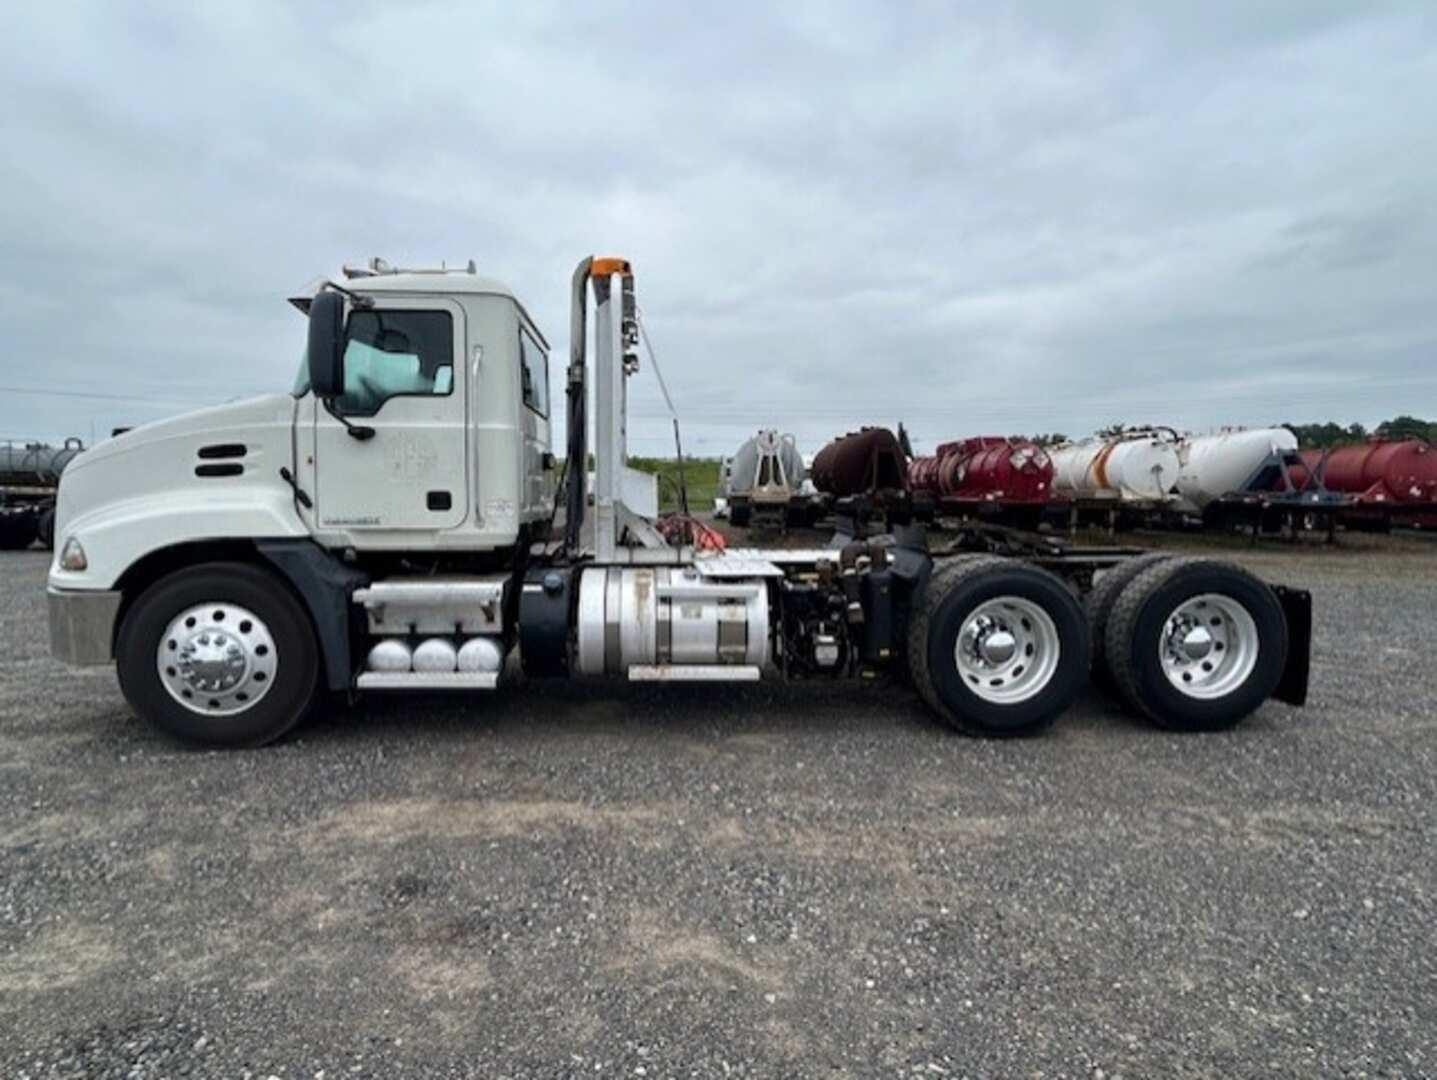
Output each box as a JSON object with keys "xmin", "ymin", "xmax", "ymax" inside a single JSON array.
[
  {"xmin": 195, "ymin": 463, "xmax": 243, "ymax": 478},
  {"xmin": 197, "ymin": 443, "xmax": 247, "ymax": 459}
]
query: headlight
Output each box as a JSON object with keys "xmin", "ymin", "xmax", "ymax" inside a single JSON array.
[{"xmin": 59, "ymin": 537, "xmax": 88, "ymax": 571}]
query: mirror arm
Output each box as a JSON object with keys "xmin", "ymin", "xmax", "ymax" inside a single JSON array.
[
  {"xmin": 322, "ymin": 281, "xmax": 374, "ymax": 309},
  {"xmin": 322, "ymin": 397, "xmax": 376, "ymax": 441}
]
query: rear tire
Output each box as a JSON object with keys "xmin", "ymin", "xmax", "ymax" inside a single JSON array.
[
  {"xmin": 36, "ymin": 507, "xmax": 56, "ymax": 550},
  {"xmin": 116, "ymin": 562, "xmax": 320, "ymax": 747},
  {"xmin": 1085, "ymin": 552, "xmax": 1171, "ymax": 688},
  {"xmin": 1105, "ymin": 557, "xmax": 1287, "ymax": 732},
  {"xmin": 729, "ymin": 501, "xmax": 752, "ymax": 528},
  {"xmin": 908, "ymin": 556, "xmax": 1089, "ymax": 737}
]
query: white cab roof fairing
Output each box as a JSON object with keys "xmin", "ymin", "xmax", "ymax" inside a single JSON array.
[{"xmin": 287, "ymin": 271, "xmax": 550, "ymax": 350}]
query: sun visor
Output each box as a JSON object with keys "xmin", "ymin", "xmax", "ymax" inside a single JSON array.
[{"xmin": 287, "ymin": 276, "xmax": 328, "ymax": 314}]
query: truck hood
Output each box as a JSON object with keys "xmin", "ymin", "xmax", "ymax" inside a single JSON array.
[
  {"xmin": 66, "ymin": 394, "xmax": 296, "ymax": 476},
  {"xmin": 51, "ymin": 394, "xmax": 310, "ymax": 589}
]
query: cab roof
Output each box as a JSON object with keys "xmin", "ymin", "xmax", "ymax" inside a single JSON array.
[{"xmin": 288, "ymin": 260, "xmax": 548, "ymax": 348}]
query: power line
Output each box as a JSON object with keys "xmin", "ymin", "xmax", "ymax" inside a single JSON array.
[{"xmin": 0, "ymin": 384, "xmax": 243, "ymax": 407}]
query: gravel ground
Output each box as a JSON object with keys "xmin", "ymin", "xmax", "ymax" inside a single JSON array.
[{"xmin": 2, "ymin": 541, "xmax": 1436, "ymax": 1078}]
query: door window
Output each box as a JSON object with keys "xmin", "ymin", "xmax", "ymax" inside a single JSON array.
[
  {"xmin": 520, "ymin": 328, "xmax": 549, "ymax": 417},
  {"xmin": 337, "ymin": 310, "xmax": 454, "ymax": 416}
]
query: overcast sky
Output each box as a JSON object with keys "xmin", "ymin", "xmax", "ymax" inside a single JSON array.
[{"xmin": 2, "ymin": 2, "xmax": 1434, "ymax": 456}]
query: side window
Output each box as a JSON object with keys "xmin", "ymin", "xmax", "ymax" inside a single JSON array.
[
  {"xmin": 337, "ymin": 310, "xmax": 453, "ymax": 416},
  {"xmin": 520, "ymin": 329, "xmax": 549, "ymax": 418}
]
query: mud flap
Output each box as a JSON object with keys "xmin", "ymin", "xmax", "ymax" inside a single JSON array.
[{"xmin": 1271, "ymin": 585, "xmax": 1311, "ymax": 707}]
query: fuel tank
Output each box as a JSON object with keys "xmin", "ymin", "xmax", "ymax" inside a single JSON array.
[
  {"xmin": 1288, "ymin": 439, "xmax": 1437, "ymax": 503},
  {"xmin": 575, "ymin": 566, "xmax": 770, "ymax": 675},
  {"xmin": 1174, "ymin": 428, "xmax": 1298, "ymax": 511},
  {"xmin": 1050, "ymin": 432, "xmax": 1181, "ymax": 501},
  {"xmin": 811, "ymin": 427, "xmax": 908, "ymax": 497}
]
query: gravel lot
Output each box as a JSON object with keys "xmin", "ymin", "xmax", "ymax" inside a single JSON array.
[{"xmin": 3, "ymin": 540, "xmax": 1436, "ymax": 1078}]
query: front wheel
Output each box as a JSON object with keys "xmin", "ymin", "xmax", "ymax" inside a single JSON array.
[
  {"xmin": 908, "ymin": 557, "xmax": 1090, "ymax": 737},
  {"xmin": 116, "ymin": 562, "xmax": 320, "ymax": 747},
  {"xmin": 1104, "ymin": 557, "xmax": 1288, "ymax": 731}
]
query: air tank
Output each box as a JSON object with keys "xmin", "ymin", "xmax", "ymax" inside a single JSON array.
[
  {"xmin": 1289, "ymin": 439, "xmax": 1437, "ymax": 503},
  {"xmin": 457, "ymin": 637, "xmax": 505, "ymax": 673},
  {"xmin": 811, "ymin": 427, "xmax": 908, "ymax": 497},
  {"xmin": 367, "ymin": 639, "xmax": 413, "ymax": 672},
  {"xmin": 1174, "ymin": 427, "xmax": 1298, "ymax": 511},
  {"xmin": 412, "ymin": 638, "xmax": 459, "ymax": 672},
  {"xmin": 0, "ymin": 438, "xmax": 85, "ymax": 487},
  {"xmin": 1050, "ymin": 431, "xmax": 1182, "ymax": 501},
  {"xmin": 726, "ymin": 429, "xmax": 806, "ymax": 497}
]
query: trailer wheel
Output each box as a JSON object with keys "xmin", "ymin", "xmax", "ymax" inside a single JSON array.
[
  {"xmin": 729, "ymin": 501, "xmax": 751, "ymax": 528},
  {"xmin": 908, "ymin": 556, "xmax": 1089, "ymax": 737},
  {"xmin": 1105, "ymin": 557, "xmax": 1287, "ymax": 732},
  {"xmin": 1084, "ymin": 552, "xmax": 1171, "ymax": 688},
  {"xmin": 116, "ymin": 562, "xmax": 320, "ymax": 747},
  {"xmin": 0, "ymin": 510, "xmax": 40, "ymax": 550},
  {"xmin": 36, "ymin": 508, "xmax": 56, "ymax": 551}
]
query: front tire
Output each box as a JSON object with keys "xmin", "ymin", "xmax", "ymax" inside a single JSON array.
[
  {"xmin": 908, "ymin": 557, "xmax": 1090, "ymax": 737},
  {"xmin": 1105, "ymin": 557, "xmax": 1287, "ymax": 731},
  {"xmin": 116, "ymin": 562, "xmax": 320, "ymax": 747}
]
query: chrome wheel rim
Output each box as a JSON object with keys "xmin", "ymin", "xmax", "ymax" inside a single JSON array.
[
  {"xmin": 156, "ymin": 603, "xmax": 277, "ymax": 716},
  {"xmin": 1159, "ymin": 593, "xmax": 1258, "ymax": 700},
  {"xmin": 954, "ymin": 596, "xmax": 1061, "ymax": 704}
]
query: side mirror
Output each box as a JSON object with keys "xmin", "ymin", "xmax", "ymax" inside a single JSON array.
[{"xmin": 307, "ymin": 290, "xmax": 345, "ymax": 398}]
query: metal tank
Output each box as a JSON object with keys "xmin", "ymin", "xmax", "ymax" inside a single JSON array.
[
  {"xmin": 726, "ymin": 430, "xmax": 806, "ymax": 497},
  {"xmin": 811, "ymin": 427, "xmax": 908, "ymax": 497},
  {"xmin": 1050, "ymin": 431, "xmax": 1182, "ymax": 502},
  {"xmin": 936, "ymin": 437, "xmax": 1054, "ymax": 503},
  {"xmin": 0, "ymin": 438, "xmax": 85, "ymax": 486},
  {"xmin": 1288, "ymin": 439, "xmax": 1437, "ymax": 503},
  {"xmin": 907, "ymin": 453, "xmax": 944, "ymax": 494},
  {"xmin": 1174, "ymin": 428, "xmax": 1298, "ymax": 512},
  {"xmin": 576, "ymin": 566, "xmax": 770, "ymax": 674}
]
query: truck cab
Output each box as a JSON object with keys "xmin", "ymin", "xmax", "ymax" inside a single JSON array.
[{"xmin": 292, "ymin": 260, "xmax": 554, "ymax": 552}]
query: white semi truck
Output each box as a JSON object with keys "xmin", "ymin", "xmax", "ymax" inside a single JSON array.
[{"xmin": 46, "ymin": 256, "xmax": 1311, "ymax": 747}]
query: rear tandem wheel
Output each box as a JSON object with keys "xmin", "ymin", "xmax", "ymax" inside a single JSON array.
[
  {"xmin": 907, "ymin": 556, "xmax": 1090, "ymax": 737},
  {"xmin": 1103, "ymin": 557, "xmax": 1288, "ymax": 731}
]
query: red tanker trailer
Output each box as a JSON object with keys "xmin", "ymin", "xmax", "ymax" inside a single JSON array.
[
  {"xmin": 1288, "ymin": 437, "xmax": 1437, "ymax": 528},
  {"xmin": 908, "ymin": 437, "xmax": 1054, "ymax": 503},
  {"xmin": 906, "ymin": 437, "xmax": 1056, "ymax": 528}
]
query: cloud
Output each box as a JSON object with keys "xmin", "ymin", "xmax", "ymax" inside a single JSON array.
[{"xmin": 1, "ymin": 1, "xmax": 1433, "ymax": 456}]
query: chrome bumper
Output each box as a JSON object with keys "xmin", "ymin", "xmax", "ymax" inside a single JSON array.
[{"xmin": 48, "ymin": 587, "xmax": 122, "ymax": 666}]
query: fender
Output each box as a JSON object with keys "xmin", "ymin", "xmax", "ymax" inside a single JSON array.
[{"xmin": 257, "ymin": 540, "xmax": 370, "ymax": 692}]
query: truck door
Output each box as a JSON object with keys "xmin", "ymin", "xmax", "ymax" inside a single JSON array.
[{"xmin": 312, "ymin": 297, "xmax": 468, "ymax": 532}]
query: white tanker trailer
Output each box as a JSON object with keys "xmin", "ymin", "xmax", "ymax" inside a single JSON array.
[
  {"xmin": 1050, "ymin": 430, "xmax": 1183, "ymax": 502},
  {"xmin": 720, "ymin": 429, "xmax": 810, "ymax": 529},
  {"xmin": 1174, "ymin": 427, "xmax": 1298, "ymax": 513}
]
